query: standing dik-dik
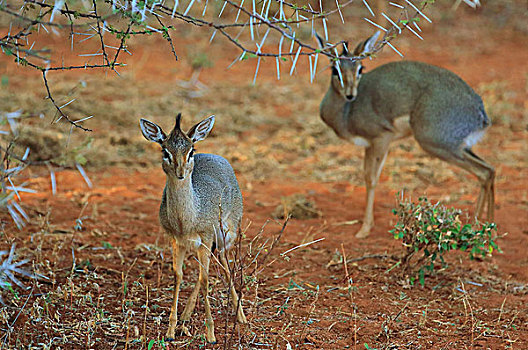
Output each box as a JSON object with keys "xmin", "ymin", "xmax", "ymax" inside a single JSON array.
[
  {"xmin": 317, "ymin": 32, "xmax": 495, "ymax": 238},
  {"xmin": 140, "ymin": 114, "xmax": 246, "ymax": 343}
]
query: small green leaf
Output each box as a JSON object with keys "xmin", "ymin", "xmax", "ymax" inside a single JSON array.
[{"xmin": 75, "ymin": 154, "xmax": 88, "ymax": 166}]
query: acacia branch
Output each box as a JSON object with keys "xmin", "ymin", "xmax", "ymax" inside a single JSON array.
[
  {"xmin": 0, "ymin": 0, "xmax": 434, "ymax": 134},
  {"xmin": 92, "ymin": 0, "xmax": 112, "ymax": 68},
  {"xmin": 42, "ymin": 71, "xmax": 92, "ymax": 132}
]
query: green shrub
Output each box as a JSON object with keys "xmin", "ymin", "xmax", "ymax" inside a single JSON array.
[{"xmin": 390, "ymin": 196, "xmax": 501, "ymax": 286}]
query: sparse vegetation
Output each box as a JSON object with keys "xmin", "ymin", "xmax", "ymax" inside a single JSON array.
[
  {"xmin": 0, "ymin": 244, "xmax": 43, "ymax": 304},
  {"xmin": 390, "ymin": 196, "xmax": 502, "ymax": 286},
  {"xmin": 0, "ymin": 1, "xmax": 526, "ymax": 349}
]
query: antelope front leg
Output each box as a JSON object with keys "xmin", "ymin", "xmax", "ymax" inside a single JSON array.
[
  {"xmin": 356, "ymin": 139, "xmax": 390, "ymax": 238},
  {"xmin": 180, "ymin": 276, "xmax": 201, "ymax": 322},
  {"xmin": 166, "ymin": 239, "xmax": 185, "ymax": 339}
]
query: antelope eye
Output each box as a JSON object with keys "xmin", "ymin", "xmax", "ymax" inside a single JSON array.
[
  {"xmin": 188, "ymin": 149, "xmax": 195, "ymax": 160},
  {"xmin": 358, "ymin": 66, "xmax": 364, "ymax": 75},
  {"xmin": 162, "ymin": 149, "xmax": 171, "ymax": 163}
]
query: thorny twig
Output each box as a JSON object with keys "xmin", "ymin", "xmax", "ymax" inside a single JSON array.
[
  {"xmin": 155, "ymin": 15, "xmax": 178, "ymax": 62},
  {"xmin": 0, "ymin": 0, "xmax": 438, "ymax": 133},
  {"xmin": 0, "ymin": 0, "xmax": 441, "ymax": 143},
  {"xmin": 42, "ymin": 71, "xmax": 92, "ymax": 132}
]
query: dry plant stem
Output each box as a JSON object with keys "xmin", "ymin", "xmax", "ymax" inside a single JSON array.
[
  {"xmin": 253, "ymin": 216, "xmax": 290, "ymax": 275},
  {"xmin": 281, "ymin": 237, "xmax": 325, "ymax": 256},
  {"xmin": 121, "ymin": 257, "xmax": 138, "ymax": 306},
  {"xmin": 458, "ymin": 280, "xmax": 475, "ymax": 347},
  {"xmin": 1, "ymin": 287, "xmax": 34, "ymax": 346},
  {"xmin": 377, "ymin": 302, "xmax": 409, "ymax": 343},
  {"xmin": 0, "ymin": 141, "xmax": 14, "ymax": 191},
  {"xmin": 244, "ymin": 220, "xmax": 270, "ymax": 268},
  {"xmin": 63, "ymin": 3, "xmax": 75, "ymax": 41},
  {"xmin": 124, "ymin": 314, "xmax": 131, "ymax": 350},
  {"xmin": 497, "ymin": 296, "xmax": 507, "ymax": 323},
  {"xmin": 157, "ymin": 252, "xmax": 162, "ymax": 291},
  {"xmin": 273, "ymin": 315, "xmax": 293, "ymax": 349},
  {"xmin": 298, "ymin": 284, "xmax": 319, "ymax": 343},
  {"xmin": 346, "ymin": 253, "xmax": 397, "ymax": 264},
  {"xmin": 340, "ymin": 244, "xmax": 357, "ymax": 350},
  {"xmin": 224, "ymin": 228, "xmax": 247, "ymax": 349},
  {"xmin": 70, "ymin": 277, "xmax": 74, "ymax": 310},
  {"xmin": 142, "ymin": 285, "xmax": 149, "ymax": 345}
]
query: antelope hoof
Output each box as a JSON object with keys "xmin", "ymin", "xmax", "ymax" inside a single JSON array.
[
  {"xmin": 165, "ymin": 324, "xmax": 191, "ymax": 341},
  {"xmin": 165, "ymin": 326, "xmax": 176, "ymax": 341},
  {"xmin": 205, "ymin": 322, "xmax": 216, "ymax": 344},
  {"xmin": 206, "ymin": 332, "xmax": 217, "ymax": 344},
  {"xmin": 355, "ymin": 224, "xmax": 372, "ymax": 238}
]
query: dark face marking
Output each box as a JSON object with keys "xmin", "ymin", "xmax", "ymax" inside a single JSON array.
[
  {"xmin": 331, "ymin": 56, "xmax": 365, "ymax": 101},
  {"xmin": 162, "ymin": 148, "xmax": 172, "ymax": 163},
  {"xmin": 187, "ymin": 148, "xmax": 195, "ymax": 161},
  {"xmin": 159, "ymin": 129, "xmax": 195, "ymax": 179}
]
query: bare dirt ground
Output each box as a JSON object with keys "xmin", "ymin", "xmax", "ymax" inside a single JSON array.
[{"xmin": 1, "ymin": 3, "xmax": 527, "ymax": 349}]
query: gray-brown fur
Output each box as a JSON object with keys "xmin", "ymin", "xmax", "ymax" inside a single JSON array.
[
  {"xmin": 159, "ymin": 153, "xmax": 243, "ymax": 250},
  {"xmin": 321, "ymin": 61, "xmax": 489, "ymax": 147},
  {"xmin": 139, "ymin": 114, "xmax": 246, "ymax": 343},
  {"xmin": 318, "ymin": 32, "xmax": 495, "ymax": 238}
]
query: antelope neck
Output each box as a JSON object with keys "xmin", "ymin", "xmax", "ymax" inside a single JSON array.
[
  {"xmin": 321, "ymin": 88, "xmax": 352, "ymax": 139},
  {"xmin": 165, "ymin": 173, "xmax": 198, "ymax": 224}
]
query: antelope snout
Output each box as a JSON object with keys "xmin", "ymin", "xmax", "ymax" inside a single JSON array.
[
  {"xmin": 345, "ymin": 85, "xmax": 358, "ymax": 101},
  {"xmin": 175, "ymin": 165, "xmax": 186, "ymax": 180}
]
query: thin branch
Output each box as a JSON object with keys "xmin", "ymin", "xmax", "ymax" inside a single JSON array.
[
  {"xmin": 42, "ymin": 71, "xmax": 92, "ymax": 132},
  {"xmin": 154, "ymin": 15, "xmax": 178, "ymax": 62},
  {"xmin": 92, "ymin": 0, "xmax": 112, "ymax": 68}
]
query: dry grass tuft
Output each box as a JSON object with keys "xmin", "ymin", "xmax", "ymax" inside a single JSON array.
[{"xmin": 273, "ymin": 194, "xmax": 321, "ymax": 220}]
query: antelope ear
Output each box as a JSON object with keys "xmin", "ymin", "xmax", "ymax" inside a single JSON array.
[
  {"xmin": 140, "ymin": 118, "xmax": 166, "ymax": 144},
  {"xmin": 354, "ymin": 31, "xmax": 381, "ymax": 55},
  {"xmin": 341, "ymin": 41, "xmax": 349, "ymax": 56},
  {"xmin": 314, "ymin": 31, "xmax": 326, "ymax": 49},
  {"xmin": 363, "ymin": 31, "xmax": 380, "ymax": 53},
  {"xmin": 188, "ymin": 115, "xmax": 215, "ymax": 143}
]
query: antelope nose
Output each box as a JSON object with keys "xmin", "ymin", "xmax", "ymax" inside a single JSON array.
[
  {"xmin": 175, "ymin": 169, "xmax": 184, "ymax": 180},
  {"xmin": 346, "ymin": 94, "xmax": 355, "ymax": 101}
]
